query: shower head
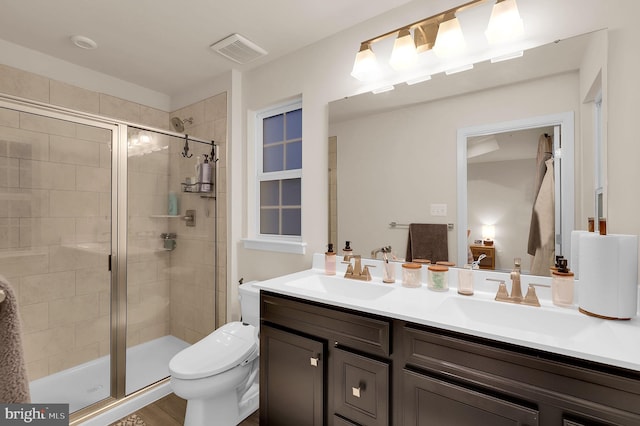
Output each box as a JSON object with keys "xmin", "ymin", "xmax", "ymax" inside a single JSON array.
[{"xmin": 171, "ymin": 117, "xmax": 193, "ymax": 133}]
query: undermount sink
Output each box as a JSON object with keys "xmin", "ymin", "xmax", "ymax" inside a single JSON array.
[
  {"xmin": 433, "ymin": 296, "xmax": 600, "ymax": 340},
  {"xmin": 284, "ymin": 274, "xmax": 394, "ymax": 301}
]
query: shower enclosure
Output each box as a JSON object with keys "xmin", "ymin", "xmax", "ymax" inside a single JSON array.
[{"xmin": 0, "ymin": 95, "xmax": 221, "ymax": 418}]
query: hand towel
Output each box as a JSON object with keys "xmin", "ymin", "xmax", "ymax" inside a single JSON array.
[
  {"xmin": 0, "ymin": 275, "xmax": 31, "ymax": 403},
  {"xmin": 406, "ymin": 223, "xmax": 448, "ymax": 263}
]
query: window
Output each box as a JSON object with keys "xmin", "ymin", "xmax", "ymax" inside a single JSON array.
[{"xmin": 256, "ymin": 100, "xmax": 302, "ymax": 239}]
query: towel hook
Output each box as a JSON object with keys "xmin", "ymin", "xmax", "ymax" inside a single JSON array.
[{"xmin": 182, "ymin": 135, "xmax": 193, "ymax": 158}]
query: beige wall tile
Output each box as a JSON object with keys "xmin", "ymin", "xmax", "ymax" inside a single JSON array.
[
  {"xmin": 19, "ymin": 217, "xmax": 75, "ymax": 247},
  {"xmin": 0, "ymin": 126, "xmax": 50, "ymax": 161},
  {"xmin": 0, "ymin": 156, "xmax": 20, "ymax": 188},
  {"xmin": 49, "ymin": 190, "xmax": 100, "ymax": 217},
  {"xmin": 0, "ymin": 218, "xmax": 19, "ymax": 249},
  {"xmin": 49, "ymin": 293, "xmax": 99, "ymax": 327},
  {"xmin": 48, "ymin": 245, "xmax": 104, "ymax": 272},
  {"xmin": 75, "ymin": 314, "xmax": 110, "ymax": 347},
  {"xmin": 76, "ymin": 165, "xmax": 111, "ymax": 193},
  {"xmin": 100, "ymin": 94, "xmax": 141, "ymax": 122},
  {"xmin": 23, "ymin": 324, "xmax": 75, "ymax": 363},
  {"xmin": 20, "ymin": 112, "xmax": 76, "ymax": 138},
  {"xmin": 19, "ymin": 159, "xmax": 76, "ymax": 190},
  {"xmin": 20, "ymin": 302, "xmax": 49, "ymax": 333},
  {"xmin": 50, "ymin": 80, "xmax": 100, "ymax": 114},
  {"xmin": 50, "ymin": 135, "xmax": 100, "ymax": 166},
  {"xmin": 140, "ymin": 105, "xmax": 170, "ymax": 130},
  {"xmin": 20, "ymin": 270, "xmax": 75, "ymax": 305},
  {"xmin": 49, "ymin": 342, "xmax": 100, "ymax": 375},
  {"xmin": 8, "ymin": 189, "xmax": 49, "ymax": 218},
  {"xmin": 75, "ymin": 217, "xmax": 111, "ymax": 243},
  {"xmin": 0, "ymin": 248, "xmax": 48, "ymax": 278},
  {"xmin": 204, "ymin": 93, "xmax": 227, "ymax": 120},
  {"xmin": 0, "ymin": 64, "xmax": 49, "ymax": 102},
  {"xmin": 76, "ymin": 266, "xmax": 110, "ymax": 295},
  {"xmin": 76, "ymin": 123, "xmax": 112, "ymax": 144},
  {"xmin": 0, "ymin": 107, "xmax": 20, "ymax": 128},
  {"xmin": 26, "ymin": 358, "xmax": 49, "ymax": 381}
]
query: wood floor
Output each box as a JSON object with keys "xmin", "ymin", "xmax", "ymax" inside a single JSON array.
[{"xmin": 110, "ymin": 393, "xmax": 259, "ymax": 426}]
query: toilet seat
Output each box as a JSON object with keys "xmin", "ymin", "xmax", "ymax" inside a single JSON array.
[{"xmin": 169, "ymin": 322, "xmax": 258, "ymax": 380}]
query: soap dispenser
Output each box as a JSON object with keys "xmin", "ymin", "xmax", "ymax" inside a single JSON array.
[
  {"xmin": 552, "ymin": 258, "xmax": 574, "ymax": 307},
  {"xmin": 343, "ymin": 241, "xmax": 353, "ymax": 257},
  {"xmin": 325, "ymin": 243, "xmax": 336, "ymax": 275}
]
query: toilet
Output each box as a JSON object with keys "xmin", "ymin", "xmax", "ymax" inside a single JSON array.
[{"xmin": 169, "ymin": 281, "xmax": 261, "ymax": 426}]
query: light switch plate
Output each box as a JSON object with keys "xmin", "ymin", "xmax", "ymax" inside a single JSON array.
[{"xmin": 430, "ymin": 203, "xmax": 447, "ymax": 216}]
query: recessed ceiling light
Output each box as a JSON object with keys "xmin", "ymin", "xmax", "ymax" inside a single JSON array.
[{"xmin": 70, "ymin": 35, "xmax": 97, "ymax": 50}]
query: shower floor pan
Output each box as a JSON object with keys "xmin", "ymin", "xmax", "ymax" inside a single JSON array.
[{"xmin": 30, "ymin": 335, "xmax": 189, "ymax": 413}]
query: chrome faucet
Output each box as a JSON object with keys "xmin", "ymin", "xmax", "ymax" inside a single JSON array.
[{"xmin": 342, "ymin": 254, "xmax": 373, "ymax": 281}]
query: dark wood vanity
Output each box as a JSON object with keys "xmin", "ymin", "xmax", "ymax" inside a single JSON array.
[{"xmin": 260, "ymin": 291, "xmax": 640, "ymax": 426}]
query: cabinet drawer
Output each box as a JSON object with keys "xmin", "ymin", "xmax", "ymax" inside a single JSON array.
[
  {"xmin": 262, "ymin": 292, "xmax": 391, "ymax": 357},
  {"xmin": 402, "ymin": 369, "xmax": 538, "ymax": 425},
  {"xmin": 333, "ymin": 348, "xmax": 389, "ymax": 426}
]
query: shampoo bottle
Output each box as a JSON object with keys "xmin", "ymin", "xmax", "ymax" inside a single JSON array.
[
  {"xmin": 201, "ymin": 155, "xmax": 212, "ymax": 192},
  {"xmin": 325, "ymin": 243, "xmax": 336, "ymax": 275},
  {"xmin": 168, "ymin": 191, "xmax": 178, "ymax": 216}
]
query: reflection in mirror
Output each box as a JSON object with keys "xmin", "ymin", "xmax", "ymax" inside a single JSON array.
[
  {"xmin": 458, "ymin": 111, "xmax": 574, "ymax": 275},
  {"xmin": 329, "ymin": 30, "xmax": 605, "ymax": 277}
]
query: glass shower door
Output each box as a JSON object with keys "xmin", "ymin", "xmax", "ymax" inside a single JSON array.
[{"xmin": 0, "ymin": 105, "xmax": 115, "ymax": 412}]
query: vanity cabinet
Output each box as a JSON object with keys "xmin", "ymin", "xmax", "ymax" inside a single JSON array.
[
  {"xmin": 260, "ymin": 291, "xmax": 391, "ymax": 426},
  {"xmin": 401, "ymin": 323, "xmax": 640, "ymax": 426},
  {"xmin": 260, "ymin": 291, "xmax": 640, "ymax": 426},
  {"xmin": 470, "ymin": 244, "xmax": 495, "ymax": 269},
  {"xmin": 260, "ymin": 324, "xmax": 325, "ymax": 425}
]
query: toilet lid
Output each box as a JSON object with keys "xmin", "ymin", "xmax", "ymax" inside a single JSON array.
[{"xmin": 169, "ymin": 322, "xmax": 258, "ymax": 380}]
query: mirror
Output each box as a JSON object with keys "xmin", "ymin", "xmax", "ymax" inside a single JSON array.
[{"xmin": 329, "ymin": 30, "xmax": 605, "ymax": 276}]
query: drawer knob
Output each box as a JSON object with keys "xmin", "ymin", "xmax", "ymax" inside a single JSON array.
[
  {"xmin": 310, "ymin": 356, "xmax": 319, "ymax": 367},
  {"xmin": 352, "ymin": 386, "xmax": 361, "ymax": 398}
]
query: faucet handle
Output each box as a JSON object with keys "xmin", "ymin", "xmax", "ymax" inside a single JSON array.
[
  {"xmin": 523, "ymin": 283, "xmax": 550, "ymax": 307},
  {"xmin": 487, "ymin": 278, "xmax": 510, "ymax": 302}
]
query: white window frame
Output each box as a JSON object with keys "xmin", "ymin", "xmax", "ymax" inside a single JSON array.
[{"xmin": 243, "ymin": 98, "xmax": 306, "ymax": 254}]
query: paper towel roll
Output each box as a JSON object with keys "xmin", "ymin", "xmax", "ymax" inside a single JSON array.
[
  {"xmin": 578, "ymin": 233, "xmax": 638, "ymax": 319},
  {"xmin": 570, "ymin": 230, "xmax": 589, "ymax": 279}
]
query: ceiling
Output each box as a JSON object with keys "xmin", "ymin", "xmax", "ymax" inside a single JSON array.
[{"xmin": 0, "ymin": 0, "xmax": 414, "ymax": 97}]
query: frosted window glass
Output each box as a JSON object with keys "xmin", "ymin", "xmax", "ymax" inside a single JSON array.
[
  {"xmin": 260, "ymin": 209, "xmax": 279, "ymax": 234},
  {"xmin": 282, "ymin": 208, "xmax": 301, "ymax": 236},
  {"xmin": 263, "ymin": 145, "xmax": 284, "ymax": 172},
  {"xmin": 264, "ymin": 114, "xmax": 284, "ymax": 145},
  {"xmin": 282, "ymin": 178, "xmax": 301, "ymax": 205},
  {"xmin": 286, "ymin": 108, "xmax": 302, "ymax": 139},
  {"xmin": 260, "ymin": 181, "xmax": 280, "ymax": 206}
]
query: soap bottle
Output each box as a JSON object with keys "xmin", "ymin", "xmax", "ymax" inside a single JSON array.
[
  {"xmin": 552, "ymin": 258, "xmax": 574, "ymax": 307},
  {"xmin": 343, "ymin": 241, "xmax": 353, "ymax": 257},
  {"xmin": 325, "ymin": 243, "xmax": 336, "ymax": 275},
  {"xmin": 195, "ymin": 155, "xmax": 203, "ymax": 192}
]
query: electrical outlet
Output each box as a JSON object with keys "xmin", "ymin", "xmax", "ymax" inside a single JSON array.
[{"xmin": 430, "ymin": 203, "xmax": 447, "ymax": 217}]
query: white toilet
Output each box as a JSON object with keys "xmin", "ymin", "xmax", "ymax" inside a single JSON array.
[{"xmin": 169, "ymin": 281, "xmax": 260, "ymax": 426}]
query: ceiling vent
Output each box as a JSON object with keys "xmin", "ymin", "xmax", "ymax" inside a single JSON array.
[{"xmin": 210, "ymin": 33, "xmax": 268, "ymax": 64}]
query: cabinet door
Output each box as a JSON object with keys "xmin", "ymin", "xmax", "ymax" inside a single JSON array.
[
  {"xmin": 260, "ymin": 324, "xmax": 326, "ymax": 426},
  {"xmin": 333, "ymin": 347, "xmax": 389, "ymax": 426},
  {"xmin": 402, "ymin": 369, "xmax": 538, "ymax": 426}
]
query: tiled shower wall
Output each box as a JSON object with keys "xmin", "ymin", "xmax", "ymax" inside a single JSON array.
[{"xmin": 0, "ymin": 63, "xmax": 227, "ymax": 378}]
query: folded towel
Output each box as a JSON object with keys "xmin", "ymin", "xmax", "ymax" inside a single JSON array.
[
  {"xmin": 406, "ymin": 223, "xmax": 448, "ymax": 263},
  {"xmin": 0, "ymin": 275, "xmax": 30, "ymax": 403}
]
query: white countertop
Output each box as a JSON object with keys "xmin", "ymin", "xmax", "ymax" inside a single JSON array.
[{"xmin": 255, "ymin": 254, "xmax": 640, "ymax": 372}]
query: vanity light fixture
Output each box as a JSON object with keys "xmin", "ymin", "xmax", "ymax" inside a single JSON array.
[
  {"xmin": 350, "ymin": 0, "xmax": 525, "ymax": 81},
  {"xmin": 485, "ymin": 0, "xmax": 524, "ymax": 44},
  {"xmin": 350, "ymin": 42, "xmax": 379, "ymax": 81},
  {"xmin": 389, "ymin": 28, "xmax": 418, "ymax": 71},
  {"xmin": 432, "ymin": 14, "xmax": 466, "ymax": 58}
]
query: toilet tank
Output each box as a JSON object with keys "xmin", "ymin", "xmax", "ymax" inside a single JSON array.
[{"xmin": 238, "ymin": 281, "xmax": 261, "ymax": 327}]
